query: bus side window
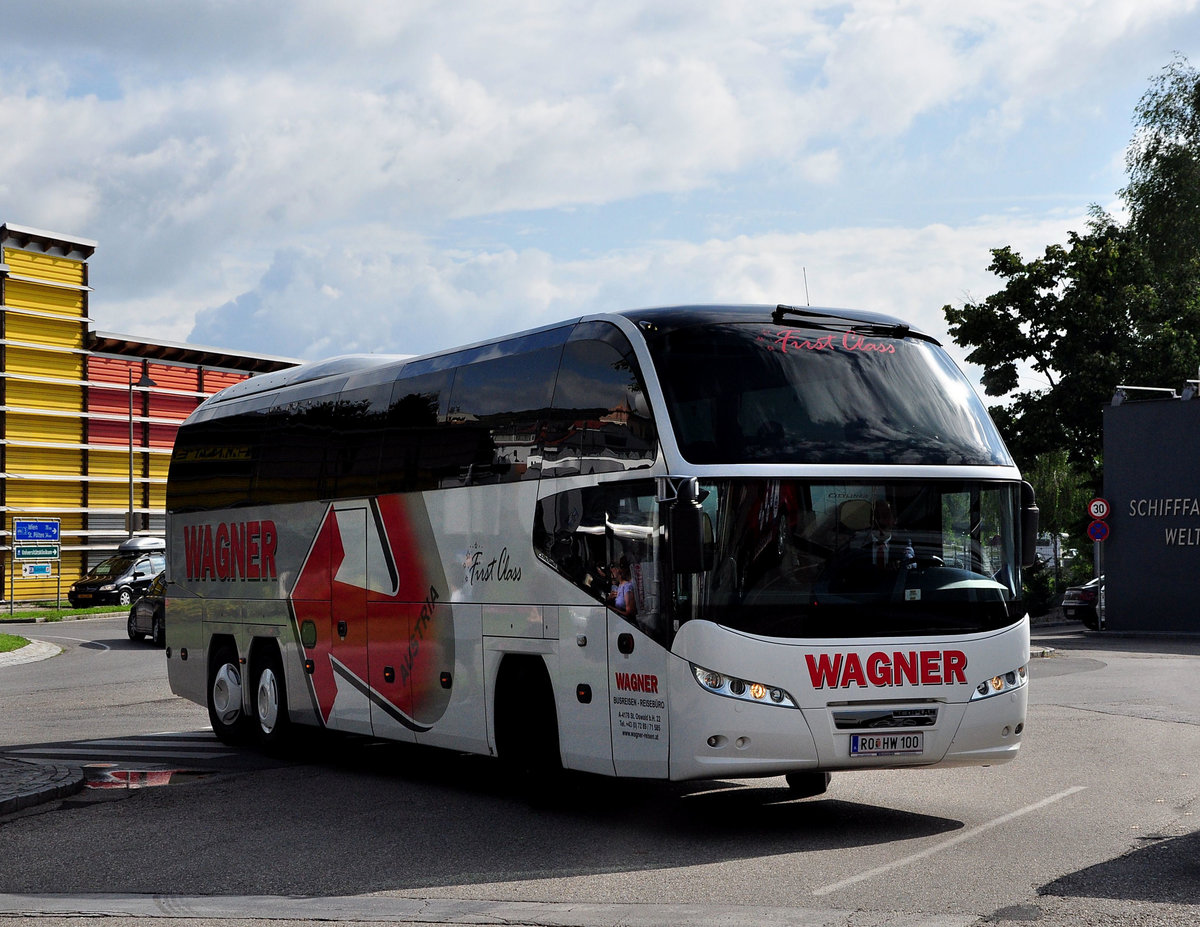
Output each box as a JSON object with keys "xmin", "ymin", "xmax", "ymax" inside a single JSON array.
[
  {"xmin": 166, "ymin": 411, "xmax": 260, "ymax": 512},
  {"xmin": 542, "ymin": 325, "xmax": 657, "ymax": 477},
  {"xmin": 444, "ymin": 347, "xmax": 562, "ymax": 486},
  {"xmin": 330, "ymin": 381, "xmax": 392, "ymax": 499},
  {"xmin": 534, "ymin": 480, "xmax": 669, "ymax": 645},
  {"xmin": 378, "ymin": 370, "xmax": 452, "ymax": 494}
]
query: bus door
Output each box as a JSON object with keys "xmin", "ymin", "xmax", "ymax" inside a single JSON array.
[
  {"xmin": 328, "ymin": 505, "xmax": 374, "ymax": 736},
  {"xmin": 608, "ymin": 617, "xmax": 670, "ymax": 778},
  {"xmin": 555, "ymin": 604, "xmax": 614, "ymax": 776}
]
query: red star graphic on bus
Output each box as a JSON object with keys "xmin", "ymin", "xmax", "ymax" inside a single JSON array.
[{"xmin": 289, "ymin": 494, "xmax": 452, "ymax": 735}]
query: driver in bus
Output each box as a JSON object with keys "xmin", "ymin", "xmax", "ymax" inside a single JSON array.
[{"xmin": 866, "ymin": 500, "xmax": 916, "ymax": 570}]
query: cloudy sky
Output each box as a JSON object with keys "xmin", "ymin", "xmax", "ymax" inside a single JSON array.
[{"xmin": 2, "ymin": 1, "xmax": 1197, "ymax": 395}]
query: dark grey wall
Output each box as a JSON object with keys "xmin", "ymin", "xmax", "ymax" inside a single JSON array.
[{"xmin": 1103, "ymin": 400, "xmax": 1200, "ymax": 633}]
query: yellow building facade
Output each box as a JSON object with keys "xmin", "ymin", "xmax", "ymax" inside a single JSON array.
[{"xmin": 0, "ymin": 222, "xmax": 295, "ymax": 603}]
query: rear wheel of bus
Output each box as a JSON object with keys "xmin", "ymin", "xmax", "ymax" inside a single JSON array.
[
  {"xmin": 207, "ymin": 640, "xmax": 249, "ymax": 745},
  {"xmin": 250, "ymin": 643, "xmax": 291, "ymax": 754}
]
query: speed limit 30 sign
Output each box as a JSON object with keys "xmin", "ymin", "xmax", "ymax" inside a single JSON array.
[{"xmin": 1088, "ymin": 497, "xmax": 1110, "ymax": 520}]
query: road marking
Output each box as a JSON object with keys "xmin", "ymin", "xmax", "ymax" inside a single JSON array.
[{"xmin": 812, "ymin": 786, "xmax": 1087, "ymax": 897}]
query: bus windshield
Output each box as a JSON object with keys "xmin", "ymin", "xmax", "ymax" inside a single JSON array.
[
  {"xmin": 677, "ymin": 478, "xmax": 1022, "ymax": 639},
  {"xmin": 643, "ymin": 321, "xmax": 1013, "ymax": 466}
]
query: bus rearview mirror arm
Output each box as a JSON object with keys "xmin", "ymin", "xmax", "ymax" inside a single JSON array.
[{"xmin": 1021, "ymin": 481, "xmax": 1040, "ymax": 570}]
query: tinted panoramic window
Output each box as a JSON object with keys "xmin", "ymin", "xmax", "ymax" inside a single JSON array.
[
  {"xmin": 167, "ymin": 407, "xmax": 262, "ymax": 512},
  {"xmin": 645, "ymin": 323, "xmax": 1013, "ymax": 466},
  {"xmin": 444, "ymin": 345, "xmax": 563, "ymax": 485},
  {"xmin": 378, "ymin": 370, "xmax": 453, "ymax": 493},
  {"xmin": 542, "ymin": 323, "xmax": 657, "ymax": 476},
  {"xmin": 253, "ymin": 389, "xmax": 341, "ymax": 504},
  {"xmin": 329, "ymin": 381, "xmax": 393, "ymax": 498}
]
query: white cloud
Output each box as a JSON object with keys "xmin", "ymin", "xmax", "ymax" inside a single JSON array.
[
  {"xmin": 0, "ymin": 0, "xmax": 1194, "ymax": 400},
  {"xmin": 184, "ymin": 209, "xmax": 1089, "ymax": 403}
]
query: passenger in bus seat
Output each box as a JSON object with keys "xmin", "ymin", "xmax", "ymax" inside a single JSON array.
[{"xmin": 607, "ymin": 558, "xmax": 637, "ymax": 618}]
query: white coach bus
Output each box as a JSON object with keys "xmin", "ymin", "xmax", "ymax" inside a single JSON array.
[{"xmin": 165, "ymin": 304, "xmax": 1037, "ymax": 797}]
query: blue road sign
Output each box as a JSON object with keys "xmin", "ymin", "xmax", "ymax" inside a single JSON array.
[{"xmin": 14, "ymin": 519, "xmax": 60, "ymax": 543}]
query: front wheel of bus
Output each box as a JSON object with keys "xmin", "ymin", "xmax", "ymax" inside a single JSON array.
[
  {"xmin": 252, "ymin": 649, "xmax": 291, "ymax": 753},
  {"xmin": 207, "ymin": 642, "xmax": 249, "ymax": 745},
  {"xmin": 785, "ymin": 770, "xmax": 830, "ymax": 799}
]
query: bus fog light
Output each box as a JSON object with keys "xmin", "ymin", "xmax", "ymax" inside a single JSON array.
[
  {"xmin": 729, "ymin": 679, "xmax": 746, "ymax": 696},
  {"xmin": 735, "ymin": 737, "xmax": 749, "ymax": 749}
]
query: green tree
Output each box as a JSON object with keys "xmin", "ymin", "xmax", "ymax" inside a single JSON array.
[
  {"xmin": 944, "ymin": 213, "xmax": 1154, "ymax": 483},
  {"xmin": 943, "ymin": 55, "xmax": 1200, "ymax": 483},
  {"xmin": 1123, "ymin": 52, "xmax": 1200, "ymax": 304},
  {"xmin": 1025, "ymin": 449, "xmax": 1089, "ymax": 587}
]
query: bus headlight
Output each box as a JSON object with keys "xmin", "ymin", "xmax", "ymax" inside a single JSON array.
[
  {"xmin": 690, "ymin": 663, "xmax": 796, "ymax": 708},
  {"xmin": 971, "ymin": 664, "xmax": 1027, "ymax": 700}
]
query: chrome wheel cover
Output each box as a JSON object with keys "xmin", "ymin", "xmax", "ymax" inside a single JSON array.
[
  {"xmin": 211, "ymin": 663, "xmax": 243, "ymax": 725},
  {"xmin": 256, "ymin": 666, "xmax": 280, "ymax": 734}
]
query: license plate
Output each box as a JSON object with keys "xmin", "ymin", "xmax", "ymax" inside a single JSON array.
[
  {"xmin": 1064, "ymin": 606, "xmax": 1076, "ymax": 615},
  {"xmin": 77, "ymin": 593, "xmax": 92, "ymax": 600},
  {"xmin": 851, "ymin": 732, "xmax": 924, "ymax": 756}
]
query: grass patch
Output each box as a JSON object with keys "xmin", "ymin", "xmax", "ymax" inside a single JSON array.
[
  {"xmin": 0, "ymin": 605, "xmax": 125, "ymax": 623},
  {"xmin": 0, "ymin": 632, "xmax": 29, "ymax": 654}
]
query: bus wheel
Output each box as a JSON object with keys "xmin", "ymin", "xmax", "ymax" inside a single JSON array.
[
  {"xmin": 207, "ymin": 642, "xmax": 248, "ymax": 745},
  {"xmin": 251, "ymin": 648, "xmax": 290, "ymax": 753},
  {"xmin": 785, "ymin": 770, "xmax": 830, "ymax": 799}
]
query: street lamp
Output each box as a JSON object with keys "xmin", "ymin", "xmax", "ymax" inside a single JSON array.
[{"xmin": 128, "ymin": 367, "xmax": 157, "ymax": 537}]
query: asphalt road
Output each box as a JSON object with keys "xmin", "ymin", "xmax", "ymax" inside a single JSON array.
[{"xmin": 0, "ymin": 617, "xmax": 1198, "ymax": 926}]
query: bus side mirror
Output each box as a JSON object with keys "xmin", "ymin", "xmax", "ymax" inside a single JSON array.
[
  {"xmin": 1021, "ymin": 481, "xmax": 1040, "ymax": 570},
  {"xmin": 669, "ymin": 500, "xmax": 708, "ymax": 574},
  {"xmin": 663, "ymin": 477, "xmax": 713, "ymax": 574}
]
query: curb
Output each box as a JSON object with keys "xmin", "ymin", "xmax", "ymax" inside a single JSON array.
[
  {"xmin": 0, "ymin": 639, "xmax": 62, "ymax": 668},
  {"xmin": 0, "ymin": 757, "xmax": 85, "ymax": 815}
]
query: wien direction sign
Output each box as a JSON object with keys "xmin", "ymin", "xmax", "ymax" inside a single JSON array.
[
  {"xmin": 14, "ymin": 518, "xmax": 60, "ymax": 543},
  {"xmin": 12, "ymin": 518, "xmax": 61, "ymax": 562}
]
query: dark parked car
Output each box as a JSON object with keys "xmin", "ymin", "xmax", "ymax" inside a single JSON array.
[
  {"xmin": 127, "ymin": 571, "xmax": 166, "ymax": 646},
  {"xmin": 68, "ymin": 537, "xmax": 166, "ymax": 608},
  {"xmin": 1062, "ymin": 575, "xmax": 1103, "ymax": 629}
]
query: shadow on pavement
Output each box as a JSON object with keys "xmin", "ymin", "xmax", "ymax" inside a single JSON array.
[
  {"xmin": 1041, "ymin": 829, "xmax": 1200, "ymax": 906},
  {"xmin": 0, "ymin": 734, "xmax": 967, "ymax": 896}
]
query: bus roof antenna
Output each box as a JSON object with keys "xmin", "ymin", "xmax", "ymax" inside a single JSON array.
[{"xmin": 803, "ymin": 267, "xmax": 810, "ymax": 307}]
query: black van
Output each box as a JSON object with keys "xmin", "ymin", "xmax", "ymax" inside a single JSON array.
[{"xmin": 68, "ymin": 537, "xmax": 166, "ymax": 608}]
